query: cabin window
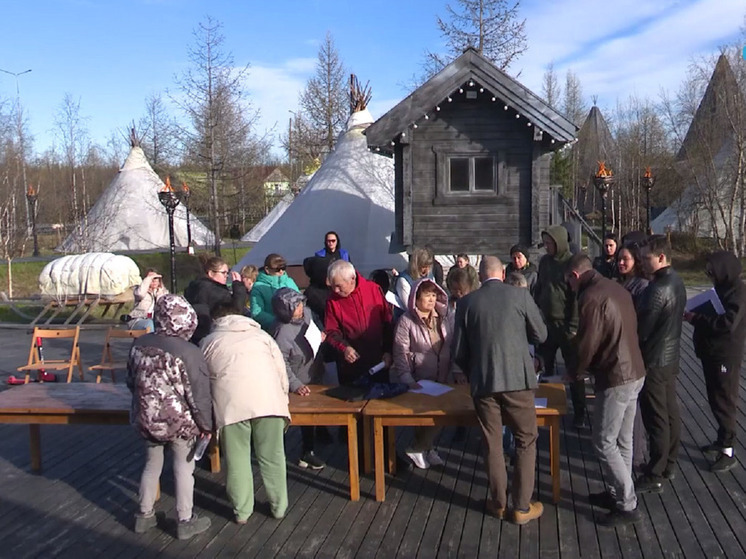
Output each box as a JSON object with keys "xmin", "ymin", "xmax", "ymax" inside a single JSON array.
[{"xmin": 447, "ymin": 155, "xmax": 496, "ymax": 193}]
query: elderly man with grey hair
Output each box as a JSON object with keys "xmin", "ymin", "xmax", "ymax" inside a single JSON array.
[
  {"xmin": 324, "ymin": 260, "xmax": 394, "ymax": 385},
  {"xmin": 452, "ymin": 255, "xmax": 548, "ymax": 525}
]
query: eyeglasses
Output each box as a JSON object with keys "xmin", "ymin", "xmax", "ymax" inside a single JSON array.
[{"xmin": 270, "ymin": 266, "xmax": 287, "ymax": 273}]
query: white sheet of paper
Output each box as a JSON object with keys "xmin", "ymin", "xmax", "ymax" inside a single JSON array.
[
  {"xmin": 534, "ymin": 398, "xmax": 548, "ymax": 408},
  {"xmin": 409, "ymin": 379, "xmax": 454, "ymax": 397},
  {"xmin": 385, "ymin": 290, "xmax": 404, "ymax": 309},
  {"xmin": 304, "ymin": 320, "xmax": 323, "ymax": 357},
  {"xmin": 685, "ymin": 287, "xmax": 725, "ymax": 315}
]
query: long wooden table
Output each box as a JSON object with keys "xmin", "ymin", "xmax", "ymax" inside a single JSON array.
[
  {"xmin": 362, "ymin": 383, "xmax": 568, "ymax": 503},
  {"xmin": 0, "ymin": 383, "xmax": 131, "ymax": 471},
  {"xmin": 0, "ymin": 383, "xmax": 366, "ymax": 501}
]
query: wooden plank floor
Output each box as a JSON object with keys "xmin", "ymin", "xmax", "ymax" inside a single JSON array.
[{"xmin": 0, "ymin": 325, "xmax": 745, "ymax": 558}]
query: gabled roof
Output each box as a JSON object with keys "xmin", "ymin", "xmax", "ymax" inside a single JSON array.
[
  {"xmin": 365, "ymin": 47, "xmax": 577, "ymax": 149},
  {"xmin": 574, "ymin": 105, "xmax": 617, "ymax": 187}
]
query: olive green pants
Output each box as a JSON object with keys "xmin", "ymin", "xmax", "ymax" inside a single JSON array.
[{"xmin": 221, "ymin": 417, "xmax": 288, "ymax": 521}]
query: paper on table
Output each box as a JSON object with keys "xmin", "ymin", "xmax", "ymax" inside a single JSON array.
[
  {"xmin": 409, "ymin": 380, "xmax": 454, "ymax": 397},
  {"xmin": 685, "ymin": 287, "xmax": 725, "ymax": 315},
  {"xmin": 304, "ymin": 320, "xmax": 323, "ymax": 357},
  {"xmin": 385, "ymin": 290, "xmax": 404, "ymax": 310},
  {"xmin": 534, "ymin": 398, "xmax": 547, "ymax": 408}
]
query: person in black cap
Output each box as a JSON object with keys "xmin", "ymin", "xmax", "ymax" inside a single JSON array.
[{"xmin": 506, "ymin": 245, "xmax": 538, "ymax": 296}]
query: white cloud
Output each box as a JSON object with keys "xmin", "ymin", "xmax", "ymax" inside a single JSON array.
[
  {"xmin": 518, "ymin": 0, "xmax": 744, "ymax": 109},
  {"xmin": 242, "ymin": 59, "xmax": 316, "ymax": 157}
]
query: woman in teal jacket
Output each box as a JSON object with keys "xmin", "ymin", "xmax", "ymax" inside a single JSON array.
[{"xmin": 251, "ymin": 254, "xmax": 300, "ymax": 330}]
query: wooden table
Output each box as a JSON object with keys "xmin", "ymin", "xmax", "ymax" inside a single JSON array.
[
  {"xmin": 0, "ymin": 383, "xmax": 131, "ymax": 472},
  {"xmin": 208, "ymin": 385, "xmax": 366, "ymax": 501},
  {"xmin": 362, "ymin": 383, "xmax": 568, "ymax": 503}
]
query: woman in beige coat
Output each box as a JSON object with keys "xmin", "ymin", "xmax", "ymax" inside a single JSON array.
[{"xmin": 200, "ymin": 304, "xmax": 290, "ymax": 523}]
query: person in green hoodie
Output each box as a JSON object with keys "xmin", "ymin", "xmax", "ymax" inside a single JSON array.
[
  {"xmin": 251, "ymin": 254, "xmax": 301, "ymax": 331},
  {"xmin": 534, "ymin": 226, "xmax": 586, "ymax": 427}
]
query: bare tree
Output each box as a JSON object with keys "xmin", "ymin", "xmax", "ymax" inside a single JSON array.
[
  {"xmin": 541, "ymin": 62, "xmax": 562, "ymax": 110},
  {"xmin": 172, "ymin": 16, "xmax": 263, "ymax": 255},
  {"xmin": 138, "ymin": 93, "xmax": 179, "ymax": 174},
  {"xmin": 563, "ymin": 69, "xmax": 587, "ymax": 127},
  {"xmin": 54, "ymin": 93, "xmax": 91, "ymax": 247},
  {"xmin": 298, "ymin": 32, "xmax": 348, "ymax": 154},
  {"xmin": 425, "ymin": 0, "xmax": 528, "ymax": 76}
]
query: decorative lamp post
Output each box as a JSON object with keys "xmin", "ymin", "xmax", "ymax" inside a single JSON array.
[
  {"xmin": 593, "ymin": 161, "xmax": 615, "ymax": 240},
  {"xmin": 642, "ymin": 166, "xmax": 656, "ymax": 235},
  {"xmin": 25, "ymin": 185, "xmax": 39, "ymax": 257},
  {"xmin": 158, "ymin": 176, "xmax": 180, "ymax": 293},
  {"xmin": 179, "ymin": 181, "xmax": 194, "ymax": 255}
]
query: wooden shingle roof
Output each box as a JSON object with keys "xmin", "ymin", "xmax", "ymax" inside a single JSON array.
[{"xmin": 365, "ymin": 47, "xmax": 577, "ymax": 149}]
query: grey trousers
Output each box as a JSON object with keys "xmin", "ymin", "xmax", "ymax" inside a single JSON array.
[
  {"xmin": 139, "ymin": 437, "xmax": 195, "ymax": 522},
  {"xmin": 592, "ymin": 378, "xmax": 645, "ymax": 512}
]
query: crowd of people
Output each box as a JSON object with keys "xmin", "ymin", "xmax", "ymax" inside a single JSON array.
[{"xmin": 125, "ymin": 228, "xmax": 746, "ymax": 538}]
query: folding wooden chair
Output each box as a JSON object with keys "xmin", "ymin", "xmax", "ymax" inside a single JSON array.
[
  {"xmin": 17, "ymin": 326, "xmax": 83, "ymax": 384},
  {"xmin": 89, "ymin": 327, "xmax": 149, "ymax": 383}
]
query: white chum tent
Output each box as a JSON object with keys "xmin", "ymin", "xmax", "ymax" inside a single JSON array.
[
  {"xmin": 234, "ymin": 109, "xmax": 407, "ymax": 275},
  {"xmin": 241, "ymin": 192, "xmax": 295, "ymax": 243},
  {"xmin": 58, "ymin": 146, "xmax": 214, "ymax": 252}
]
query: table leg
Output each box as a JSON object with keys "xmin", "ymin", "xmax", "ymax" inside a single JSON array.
[
  {"xmin": 209, "ymin": 436, "xmax": 221, "ymax": 474},
  {"xmin": 374, "ymin": 418, "xmax": 385, "ymax": 502},
  {"xmin": 347, "ymin": 416, "xmax": 360, "ymax": 501},
  {"xmin": 29, "ymin": 424, "xmax": 41, "ymax": 472},
  {"xmin": 550, "ymin": 417, "xmax": 560, "ymax": 504},
  {"xmin": 387, "ymin": 426, "xmax": 396, "ymax": 474},
  {"xmin": 363, "ymin": 415, "xmax": 372, "ymax": 474}
]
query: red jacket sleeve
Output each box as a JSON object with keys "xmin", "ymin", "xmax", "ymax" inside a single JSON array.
[{"xmin": 324, "ymin": 299, "xmax": 348, "ymax": 354}]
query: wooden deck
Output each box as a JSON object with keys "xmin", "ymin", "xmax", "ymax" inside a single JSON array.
[{"xmin": 0, "ymin": 324, "xmax": 745, "ymax": 558}]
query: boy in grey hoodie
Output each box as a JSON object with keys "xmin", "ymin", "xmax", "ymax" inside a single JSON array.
[{"xmin": 272, "ymin": 287, "xmax": 326, "ymax": 469}]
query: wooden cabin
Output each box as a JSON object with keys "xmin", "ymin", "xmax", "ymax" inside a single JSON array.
[{"xmin": 365, "ymin": 48, "xmax": 577, "ymax": 255}]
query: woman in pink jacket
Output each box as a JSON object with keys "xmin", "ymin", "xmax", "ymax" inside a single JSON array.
[{"xmin": 392, "ymin": 278, "xmax": 453, "ymax": 469}]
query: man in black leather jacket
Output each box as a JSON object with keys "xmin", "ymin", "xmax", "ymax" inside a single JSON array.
[{"xmin": 635, "ymin": 235, "xmax": 687, "ymax": 494}]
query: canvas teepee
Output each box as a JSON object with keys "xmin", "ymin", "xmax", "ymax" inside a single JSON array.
[
  {"xmin": 58, "ymin": 145, "xmax": 214, "ymax": 253},
  {"xmin": 241, "ymin": 192, "xmax": 295, "ymax": 243},
  {"xmin": 234, "ymin": 108, "xmax": 407, "ymax": 275}
]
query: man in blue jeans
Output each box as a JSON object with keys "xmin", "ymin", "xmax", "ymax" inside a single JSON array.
[{"xmin": 566, "ymin": 254, "xmax": 647, "ymax": 527}]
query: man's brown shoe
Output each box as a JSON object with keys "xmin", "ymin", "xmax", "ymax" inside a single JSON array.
[
  {"xmin": 485, "ymin": 499, "xmax": 506, "ymax": 519},
  {"xmin": 513, "ymin": 502, "xmax": 544, "ymax": 525}
]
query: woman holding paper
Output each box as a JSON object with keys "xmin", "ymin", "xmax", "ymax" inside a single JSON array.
[
  {"xmin": 271, "ymin": 288, "xmax": 326, "ymax": 470},
  {"xmin": 392, "ymin": 278, "xmax": 454, "ymax": 469}
]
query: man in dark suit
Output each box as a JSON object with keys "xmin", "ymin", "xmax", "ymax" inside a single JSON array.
[{"xmin": 452, "ymin": 256, "xmax": 548, "ymax": 525}]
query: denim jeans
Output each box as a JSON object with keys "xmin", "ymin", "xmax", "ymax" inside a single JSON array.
[{"xmin": 592, "ymin": 378, "xmax": 645, "ymax": 512}]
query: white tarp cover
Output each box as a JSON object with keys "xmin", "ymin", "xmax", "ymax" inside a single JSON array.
[
  {"xmin": 234, "ymin": 109, "xmax": 408, "ymax": 275},
  {"xmin": 57, "ymin": 147, "xmax": 214, "ymax": 252},
  {"xmin": 241, "ymin": 192, "xmax": 295, "ymax": 242},
  {"xmin": 39, "ymin": 253, "xmax": 142, "ymax": 300}
]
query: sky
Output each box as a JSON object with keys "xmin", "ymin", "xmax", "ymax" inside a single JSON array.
[{"xmin": 0, "ymin": 0, "xmax": 744, "ymax": 161}]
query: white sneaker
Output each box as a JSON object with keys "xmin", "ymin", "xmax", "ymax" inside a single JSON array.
[
  {"xmin": 427, "ymin": 449, "xmax": 445, "ymax": 466},
  {"xmin": 406, "ymin": 450, "xmax": 430, "ymax": 469}
]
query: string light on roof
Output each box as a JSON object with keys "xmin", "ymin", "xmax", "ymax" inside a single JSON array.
[
  {"xmin": 491, "ymin": 97, "xmax": 496, "ymax": 102},
  {"xmin": 375, "ymin": 147, "xmax": 380, "ymax": 152},
  {"xmin": 413, "ymin": 123, "xmax": 418, "ymax": 129},
  {"xmin": 458, "ymin": 88, "xmax": 463, "ymax": 93},
  {"xmin": 390, "ymin": 141, "xmax": 395, "ymax": 146},
  {"xmin": 479, "ymin": 87, "xmax": 484, "ymax": 93},
  {"xmin": 504, "ymin": 105, "xmax": 509, "ymax": 110},
  {"xmin": 515, "ymin": 114, "xmax": 520, "ymax": 119},
  {"xmin": 468, "ymin": 79, "xmax": 474, "ymax": 87},
  {"xmin": 436, "ymin": 106, "xmax": 441, "ymax": 111},
  {"xmin": 447, "ymin": 96, "xmax": 452, "ymax": 102},
  {"xmin": 424, "ymin": 114, "xmax": 429, "ymax": 119},
  {"xmin": 527, "ymin": 122, "xmax": 532, "ymax": 127}
]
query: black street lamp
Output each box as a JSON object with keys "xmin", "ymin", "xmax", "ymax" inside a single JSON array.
[
  {"xmin": 158, "ymin": 177, "xmax": 180, "ymax": 293},
  {"xmin": 179, "ymin": 181, "xmax": 194, "ymax": 255},
  {"xmin": 25, "ymin": 185, "xmax": 39, "ymax": 257},
  {"xmin": 593, "ymin": 162, "xmax": 614, "ymax": 240},
  {"xmin": 642, "ymin": 167, "xmax": 656, "ymax": 235}
]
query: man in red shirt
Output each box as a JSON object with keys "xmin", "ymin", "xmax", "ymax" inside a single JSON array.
[{"xmin": 324, "ymin": 260, "xmax": 393, "ymax": 385}]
